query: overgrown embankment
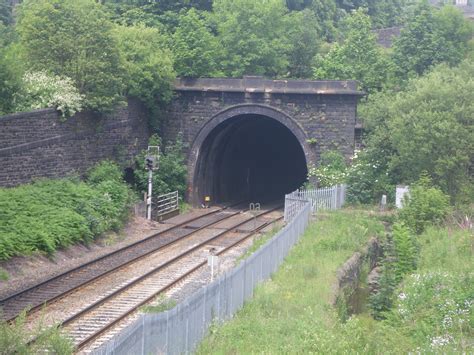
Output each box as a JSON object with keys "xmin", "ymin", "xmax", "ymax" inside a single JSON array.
[
  {"xmin": 198, "ymin": 208, "xmax": 473, "ymax": 353},
  {"xmin": 0, "ymin": 161, "xmax": 135, "ymax": 261},
  {"xmin": 198, "ymin": 210, "xmax": 385, "ymax": 353}
]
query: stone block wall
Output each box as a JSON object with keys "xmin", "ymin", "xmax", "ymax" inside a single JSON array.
[
  {"xmin": 163, "ymin": 90, "xmax": 358, "ymax": 166},
  {"xmin": 0, "ymin": 99, "xmax": 149, "ymax": 187}
]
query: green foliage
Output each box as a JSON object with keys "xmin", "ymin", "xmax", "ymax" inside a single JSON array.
[
  {"xmin": 370, "ymin": 222, "xmax": 417, "ymax": 320},
  {"xmin": 112, "ymin": 24, "xmax": 175, "ymax": 108},
  {"xmin": 17, "ymin": 0, "xmax": 124, "ymax": 112},
  {"xmin": 392, "ymin": 2, "xmax": 473, "ymax": 80},
  {"xmin": 134, "ymin": 134, "xmax": 188, "ymax": 199},
  {"xmin": 308, "ymin": 0, "xmax": 341, "ymax": 41},
  {"xmin": 0, "ymin": 0, "xmax": 14, "ymax": 26},
  {"xmin": 13, "ymin": 71, "xmax": 84, "ymax": 119},
  {"xmin": 336, "ymin": 0, "xmax": 408, "ymax": 28},
  {"xmin": 0, "ymin": 43, "xmax": 21, "ymax": 115},
  {"xmin": 0, "ymin": 268, "xmax": 8, "ymax": 281},
  {"xmin": 346, "ymin": 148, "xmax": 395, "ymax": 204},
  {"xmin": 142, "ymin": 295, "xmax": 177, "ymax": 313},
  {"xmin": 0, "ymin": 162, "xmax": 134, "ymax": 261},
  {"xmin": 308, "ymin": 150, "xmax": 347, "ymax": 187},
  {"xmin": 0, "ymin": 312, "xmax": 73, "ymax": 354},
  {"xmin": 285, "ymin": 9, "xmax": 321, "ymax": 78},
  {"xmin": 383, "ymin": 226, "xmax": 474, "ymax": 353},
  {"xmin": 212, "ymin": 0, "xmax": 292, "ymax": 77},
  {"xmin": 392, "ymin": 223, "xmax": 417, "ymax": 280},
  {"xmin": 359, "ymin": 59, "xmax": 474, "ymax": 204},
  {"xmin": 86, "ymin": 160, "xmax": 125, "ymax": 185},
  {"xmin": 313, "ymin": 9, "xmax": 391, "ymax": 93},
  {"xmin": 199, "ymin": 209, "xmax": 472, "ymax": 353},
  {"xmin": 399, "ymin": 175, "xmax": 451, "ymax": 234},
  {"xmin": 171, "ymin": 9, "xmax": 222, "ymax": 77},
  {"xmin": 198, "ymin": 210, "xmax": 385, "ymax": 354}
]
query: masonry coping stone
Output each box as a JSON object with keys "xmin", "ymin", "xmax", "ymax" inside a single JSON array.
[{"xmin": 174, "ymin": 77, "xmax": 365, "ymax": 96}]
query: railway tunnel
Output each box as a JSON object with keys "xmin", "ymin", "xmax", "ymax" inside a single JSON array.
[{"xmin": 191, "ymin": 112, "xmax": 308, "ymax": 205}]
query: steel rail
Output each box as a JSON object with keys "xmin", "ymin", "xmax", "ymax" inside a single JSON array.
[
  {"xmin": 73, "ymin": 210, "xmax": 284, "ymax": 351},
  {"xmin": 0, "ymin": 201, "xmax": 247, "ymax": 322}
]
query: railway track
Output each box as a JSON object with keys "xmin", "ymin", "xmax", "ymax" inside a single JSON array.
[
  {"xmin": 0, "ymin": 202, "xmax": 248, "ymax": 322},
  {"xmin": 64, "ymin": 206, "xmax": 283, "ymax": 352}
]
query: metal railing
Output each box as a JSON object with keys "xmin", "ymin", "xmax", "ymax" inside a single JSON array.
[
  {"xmin": 284, "ymin": 184, "xmax": 347, "ymax": 222},
  {"xmin": 155, "ymin": 191, "xmax": 179, "ymax": 218},
  {"xmin": 92, "ymin": 202, "xmax": 311, "ymax": 355}
]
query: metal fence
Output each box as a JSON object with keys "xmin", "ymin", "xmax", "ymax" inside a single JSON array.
[
  {"xmin": 284, "ymin": 184, "xmax": 347, "ymax": 222},
  {"xmin": 92, "ymin": 202, "xmax": 311, "ymax": 355},
  {"xmin": 155, "ymin": 191, "xmax": 179, "ymax": 218}
]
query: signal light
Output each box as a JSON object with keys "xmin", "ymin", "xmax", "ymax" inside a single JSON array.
[{"xmin": 145, "ymin": 156, "xmax": 154, "ymax": 170}]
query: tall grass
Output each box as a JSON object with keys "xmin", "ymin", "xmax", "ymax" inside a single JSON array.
[
  {"xmin": 198, "ymin": 210, "xmax": 385, "ymax": 354},
  {"xmin": 0, "ymin": 311, "xmax": 73, "ymax": 355},
  {"xmin": 198, "ymin": 210, "xmax": 473, "ymax": 354}
]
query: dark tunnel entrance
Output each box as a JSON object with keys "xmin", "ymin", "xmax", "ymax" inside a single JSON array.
[{"xmin": 193, "ymin": 114, "xmax": 308, "ymax": 204}]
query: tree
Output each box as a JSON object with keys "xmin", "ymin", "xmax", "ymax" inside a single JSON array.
[
  {"xmin": 361, "ymin": 59, "xmax": 474, "ymax": 203},
  {"xmin": 335, "ymin": 0, "xmax": 408, "ymax": 28},
  {"xmin": 112, "ymin": 24, "xmax": 175, "ymax": 108},
  {"xmin": 0, "ymin": 22, "xmax": 22, "ymax": 115},
  {"xmin": 172, "ymin": 9, "xmax": 222, "ymax": 77},
  {"xmin": 17, "ymin": 0, "xmax": 124, "ymax": 112},
  {"xmin": 212, "ymin": 0, "xmax": 292, "ymax": 77},
  {"xmin": 313, "ymin": 9, "xmax": 390, "ymax": 93},
  {"xmin": 285, "ymin": 9, "xmax": 321, "ymax": 78},
  {"xmin": 0, "ymin": 0, "xmax": 14, "ymax": 26},
  {"xmin": 13, "ymin": 71, "xmax": 84, "ymax": 119},
  {"xmin": 309, "ymin": 0, "xmax": 341, "ymax": 41},
  {"xmin": 134, "ymin": 134, "xmax": 188, "ymax": 198},
  {"xmin": 392, "ymin": 2, "xmax": 473, "ymax": 80}
]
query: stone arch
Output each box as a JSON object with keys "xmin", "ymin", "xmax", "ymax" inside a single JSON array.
[{"xmin": 188, "ymin": 104, "xmax": 314, "ymax": 205}]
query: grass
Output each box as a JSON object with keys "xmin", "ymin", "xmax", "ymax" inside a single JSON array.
[
  {"xmin": 179, "ymin": 201, "xmax": 192, "ymax": 214},
  {"xmin": 198, "ymin": 210, "xmax": 473, "ymax": 354},
  {"xmin": 141, "ymin": 295, "xmax": 177, "ymax": 313},
  {"xmin": 0, "ymin": 268, "xmax": 8, "ymax": 281},
  {"xmin": 237, "ymin": 224, "xmax": 282, "ymax": 264},
  {"xmin": 0, "ymin": 311, "xmax": 73, "ymax": 355},
  {"xmin": 198, "ymin": 210, "xmax": 385, "ymax": 354}
]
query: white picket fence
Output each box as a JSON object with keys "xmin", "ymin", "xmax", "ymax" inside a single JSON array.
[{"xmin": 284, "ymin": 184, "xmax": 347, "ymax": 222}]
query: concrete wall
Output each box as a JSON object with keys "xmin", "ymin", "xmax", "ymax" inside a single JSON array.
[{"xmin": 0, "ymin": 99, "xmax": 149, "ymax": 187}]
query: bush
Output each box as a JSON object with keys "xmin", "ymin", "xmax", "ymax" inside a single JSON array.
[
  {"xmin": 0, "ymin": 312, "xmax": 73, "ymax": 354},
  {"xmin": 308, "ymin": 150, "xmax": 347, "ymax": 187},
  {"xmin": 369, "ymin": 223, "xmax": 418, "ymax": 320},
  {"xmin": 346, "ymin": 148, "xmax": 395, "ymax": 204},
  {"xmin": 134, "ymin": 134, "xmax": 187, "ymax": 199},
  {"xmin": 86, "ymin": 160, "xmax": 124, "ymax": 185},
  {"xmin": 399, "ymin": 175, "xmax": 451, "ymax": 234},
  {"xmin": 13, "ymin": 71, "xmax": 84, "ymax": 119},
  {"xmin": 0, "ymin": 162, "xmax": 135, "ymax": 261}
]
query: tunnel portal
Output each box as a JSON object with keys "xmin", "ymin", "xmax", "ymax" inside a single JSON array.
[{"xmin": 193, "ymin": 114, "xmax": 308, "ymax": 204}]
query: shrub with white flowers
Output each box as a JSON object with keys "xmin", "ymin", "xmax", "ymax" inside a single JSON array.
[
  {"xmin": 308, "ymin": 150, "xmax": 348, "ymax": 188},
  {"xmin": 14, "ymin": 71, "xmax": 84, "ymax": 120}
]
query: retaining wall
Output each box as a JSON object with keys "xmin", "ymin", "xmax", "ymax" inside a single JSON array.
[{"xmin": 0, "ymin": 100, "xmax": 149, "ymax": 187}]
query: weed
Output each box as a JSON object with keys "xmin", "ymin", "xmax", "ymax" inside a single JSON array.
[
  {"xmin": 237, "ymin": 224, "xmax": 281, "ymax": 263},
  {"xmin": 142, "ymin": 295, "xmax": 177, "ymax": 313},
  {"xmin": 0, "ymin": 311, "xmax": 73, "ymax": 354},
  {"xmin": 0, "ymin": 268, "xmax": 8, "ymax": 281}
]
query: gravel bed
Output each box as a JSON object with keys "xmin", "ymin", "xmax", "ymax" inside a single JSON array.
[
  {"xmin": 0, "ymin": 208, "xmax": 216, "ymax": 300},
  {"xmin": 82, "ymin": 217, "xmax": 284, "ymax": 353}
]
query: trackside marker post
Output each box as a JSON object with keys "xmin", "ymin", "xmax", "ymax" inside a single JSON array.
[{"xmin": 145, "ymin": 146, "xmax": 160, "ymax": 220}]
